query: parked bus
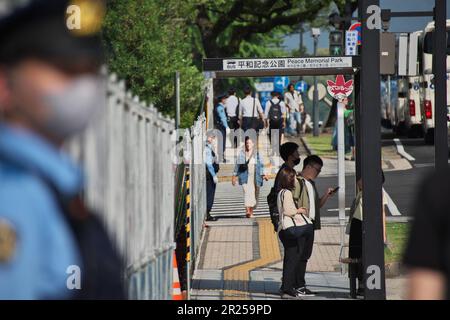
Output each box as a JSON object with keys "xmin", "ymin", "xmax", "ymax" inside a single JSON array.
[{"xmin": 418, "ymin": 21, "xmax": 450, "ymax": 144}]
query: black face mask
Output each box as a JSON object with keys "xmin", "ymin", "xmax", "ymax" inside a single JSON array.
[{"xmin": 293, "ymin": 158, "xmax": 301, "ymax": 166}]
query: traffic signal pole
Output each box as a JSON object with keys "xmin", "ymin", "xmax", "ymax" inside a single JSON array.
[
  {"xmin": 359, "ymin": 0, "xmax": 386, "ymax": 300},
  {"xmin": 434, "ymin": 0, "xmax": 448, "ymax": 172},
  {"xmin": 313, "ymin": 36, "xmax": 320, "ymax": 136}
]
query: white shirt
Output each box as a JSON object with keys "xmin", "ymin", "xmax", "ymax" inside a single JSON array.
[
  {"xmin": 225, "ymin": 95, "xmax": 240, "ymax": 117},
  {"xmin": 240, "ymin": 95, "xmax": 264, "ymax": 118},
  {"xmin": 284, "ymin": 90, "xmax": 303, "ymax": 113},
  {"xmin": 264, "ymin": 98, "xmax": 287, "ymax": 118},
  {"xmin": 304, "ymin": 179, "xmax": 316, "ymax": 221},
  {"xmin": 353, "ymin": 190, "xmax": 388, "ymax": 221}
]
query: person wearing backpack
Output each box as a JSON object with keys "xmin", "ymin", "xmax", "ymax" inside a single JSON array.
[
  {"xmin": 214, "ymin": 93, "xmax": 231, "ymax": 163},
  {"xmin": 284, "ymin": 84, "xmax": 304, "ymax": 137},
  {"xmin": 0, "ymin": 0, "xmax": 124, "ymax": 299},
  {"xmin": 276, "ymin": 167, "xmax": 314, "ymax": 299},
  {"xmin": 267, "ymin": 142, "xmax": 302, "ymax": 234},
  {"xmin": 265, "ymin": 91, "xmax": 287, "ymax": 155}
]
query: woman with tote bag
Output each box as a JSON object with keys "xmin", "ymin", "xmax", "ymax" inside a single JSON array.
[{"xmin": 276, "ymin": 167, "xmax": 315, "ymax": 299}]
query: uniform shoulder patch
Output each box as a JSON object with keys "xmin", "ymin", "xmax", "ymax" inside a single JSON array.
[{"xmin": 0, "ymin": 219, "xmax": 17, "ymax": 263}]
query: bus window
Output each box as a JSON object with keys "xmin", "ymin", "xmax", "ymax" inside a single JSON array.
[{"xmin": 423, "ymin": 31, "xmax": 450, "ymax": 54}]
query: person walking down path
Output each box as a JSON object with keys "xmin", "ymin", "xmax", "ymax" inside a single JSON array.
[
  {"xmin": 332, "ymin": 98, "xmax": 355, "ymax": 159},
  {"xmin": 225, "ymin": 88, "xmax": 240, "ymax": 148},
  {"xmin": 213, "ymin": 93, "xmax": 230, "ymax": 163},
  {"xmin": 284, "ymin": 84, "xmax": 304, "ymax": 137},
  {"xmin": 205, "ymin": 132, "xmax": 220, "ymax": 222},
  {"xmin": 239, "ymin": 86, "xmax": 265, "ymax": 133},
  {"xmin": 232, "ymin": 137, "xmax": 268, "ymax": 218},
  {"xmin": 265, "ymin": 91, "xmax": 287, "ymax": 156}
]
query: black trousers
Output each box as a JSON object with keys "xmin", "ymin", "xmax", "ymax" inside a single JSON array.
[
  {"xmin": 228, "ymin": 116, "xmax": 239, "ymax": 130},
  {"xmin": 227, "ymin": 117, "xmax": 239, "ymax": 148},
  {"xmin": 349, "ymin": 218, "xmax": 363, "ymax": 282},
  {"xmin": 279, "ymin": 224, "xmax": 314, "ymax": 293},
  {"xmin": 268, "ymin": 121, "xmax": 283, "ymax": 155},
  {"xmin": 241, "ymin": 117, "xmax": 261, "ymax": 132},
  {"xmin": 206, "ymin": 177, "xmax": 216, "ymax": 214},
  {"xmin": 215, "ymin": 125, "xmax": 226, "ymax": 161}
]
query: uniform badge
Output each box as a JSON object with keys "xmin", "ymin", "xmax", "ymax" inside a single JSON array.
[
  {"xmin": 66, "ymin": 0, "xmax": 106, "ymax": 37},
  {"xmin": 0, "ymin": 219, "xmax": 17, "ymax": 263}
]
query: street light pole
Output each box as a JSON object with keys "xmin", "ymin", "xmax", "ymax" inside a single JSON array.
[
  {"xmin": 299, "ymin": 23, "xmax": 304, "ymax": 80},
  {"xmin": 312, "ymin": 30, "xmax": 320, "ymax": 136},
  {"xmin": 175, "ymin": 71, "xmax": 180, "ymax": 129}
]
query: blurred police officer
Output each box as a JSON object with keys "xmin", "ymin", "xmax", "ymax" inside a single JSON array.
[{"xmin": 0, "ymin": 0, "xmax": 124, "ymax": 299}]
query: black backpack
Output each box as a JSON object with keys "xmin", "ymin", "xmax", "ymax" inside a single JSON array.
[
  {"xmin": 267, "ymin": 169, "xmax": 305, "ymax": 232},
  {"xmin": 267, "ymin": 186, "xmax": 280, "ymax": 233},
  {"xmin": 268, "ymin": 100, "xmax": 282, "ymax": 123},
  {"xmin": 267, "ymin": 168, "xmax": 283, "ymax": 232}
]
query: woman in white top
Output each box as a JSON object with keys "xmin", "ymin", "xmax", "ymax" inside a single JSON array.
[
  {"xmin": 348, "ymin": 172, "xmax": 387, "ymax": 296},
  {"xmin": 232, "ymin": 137, "xmax": 268, "ymax": 218},
  {"xmin": 276, "ymin": 166, "xmax": 314, "ymax": 299}
]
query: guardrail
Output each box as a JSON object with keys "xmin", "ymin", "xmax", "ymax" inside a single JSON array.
[{"xmin": 68, "ymin": 73, "xmax": 176, "ymax": 299}]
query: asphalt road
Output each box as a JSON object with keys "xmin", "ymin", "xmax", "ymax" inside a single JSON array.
[{"xmin": 315, "ymin": 136, "xmax": 446, "ymax": 218}]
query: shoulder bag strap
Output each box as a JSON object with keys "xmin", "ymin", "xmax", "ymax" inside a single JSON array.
[{"xmin": 252, "ymin": 97, "xmax": 256, "ymax": 118}]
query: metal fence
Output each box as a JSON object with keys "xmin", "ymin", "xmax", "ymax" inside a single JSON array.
[
  {"xmin": 187, "ymin": 115, "xmax": 207, "ymax": 290},
  {"xmin": 67, "ymin": 73, "xmax": 176, "ymax": 300},
  {"xmin": 173, "ymin": 114, "xmax": 207, "ymax": 296}
]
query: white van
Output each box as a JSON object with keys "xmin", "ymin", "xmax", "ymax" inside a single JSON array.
[{"xmin": 419, "ymin": 21, "xmax": 450, "ymax": 144}]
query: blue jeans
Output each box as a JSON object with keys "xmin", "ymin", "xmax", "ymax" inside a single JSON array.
[{"xmin": 287, "ymin": 112, "xmax": 302, "ymax": 135}]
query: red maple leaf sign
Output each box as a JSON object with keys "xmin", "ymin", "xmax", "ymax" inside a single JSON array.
[{"xmin": 327, "ymin": 75, "xmax": 354, "ymax": 100}]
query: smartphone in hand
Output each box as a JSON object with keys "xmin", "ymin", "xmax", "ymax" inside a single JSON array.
[{"xmin": 331, "ymin": 186, "xmax": 340, "ymax": 194}]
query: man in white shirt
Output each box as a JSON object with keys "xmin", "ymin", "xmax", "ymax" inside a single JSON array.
[
  {"xmin": 284, "ymin": 84, "xmax": 304, "ymax": 137},
  {"xmin": 265, "ymin": 91, "xmax": 287, "ymax": 154},
  {"xmin": 225, "ymin": 88, "xmax": 240, "ymax": 148},
  {"xmin": 239, "ymin": 86, "xmax": 265, "ymax": 133}
]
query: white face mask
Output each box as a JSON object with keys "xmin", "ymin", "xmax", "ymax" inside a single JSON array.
[{"xmin": 43, "ymin": 75, "xmax": 106, "ymax": 139}]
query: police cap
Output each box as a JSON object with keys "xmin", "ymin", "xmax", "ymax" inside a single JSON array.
[{"xmin": 0, "ymin": 0, "xmax": 105, "ymax": 66}]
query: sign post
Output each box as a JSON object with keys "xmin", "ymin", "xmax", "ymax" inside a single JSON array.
[{"xmin": 327, "ymin": 75, "xmax": 354, "ymax": 273}]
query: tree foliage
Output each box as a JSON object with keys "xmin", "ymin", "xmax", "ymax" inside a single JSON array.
[
  {"xmin": 103, "ymin": 0, "xmax": 204, "ymax": 128},
  {"xmin": 103, "ymin": 0, "xmax": 356, "ymax": 127},
  {"xmin": 193, "ymin": 0, "xmax": 340, "ymax": 59}
]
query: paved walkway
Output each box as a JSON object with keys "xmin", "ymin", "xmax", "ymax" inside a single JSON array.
[
  {"xmin": 193, "ymin": 132, "xmax": 408, "ymax": 300},
  {"xmin": 192, "ymin": 216, "xmax": 352, "ymax": 300}
]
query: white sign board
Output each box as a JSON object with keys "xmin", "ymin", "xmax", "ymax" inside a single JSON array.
[
  {"xmin": 223, "ymin": 57, "xmax": 353, "ymax": 71},
  {"xmin": 307, "ymin": 83, "xmax": 327, "ymax": 101},
  {"xmin": 398, "ymin": 33, "xmax": 408, "ymax": 76},
  {"xmin": 345, "ymin": 31, "xmax": 358, "ymax": 56},
  {"xmin": 408, "ymin": 31, "xmax": 420, "ymax": 76},
  {"xmin": 255, "ymin": 82, "xmax": 274, "ymax": 92}
]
